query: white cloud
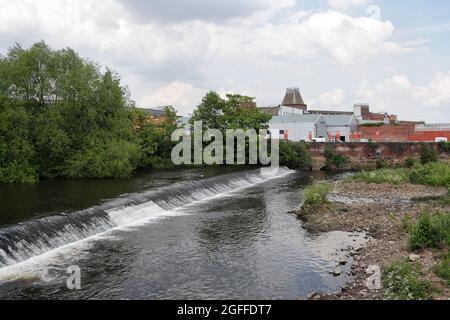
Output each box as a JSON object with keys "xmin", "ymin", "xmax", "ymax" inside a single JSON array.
[
  {"xmin": 327, "ymin": 0, "xmax": 369, "ymax": 10},
  {"xmin": 356, "ymin": 73, "xmax": 450, "ymax": 122},
  {"xmin": 0, "ymin": 0, "xmax": 439, "ymax": 120},
  {"xmin": 311, "ymin": 88, "xmax": 346, "ymax": 108},
  {"xmin": 140, "ymin": 81, "xmax": 206, "ymax": 116}
]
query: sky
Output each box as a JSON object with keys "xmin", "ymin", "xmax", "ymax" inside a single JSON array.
[{"xmin": 0, "ymin": 0, "xmax": 449, "ymax": 123}]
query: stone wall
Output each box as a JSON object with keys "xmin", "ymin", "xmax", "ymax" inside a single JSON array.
[{"xmin": 309, "ymin": 142, "xmax": 449, "ymax": 170}]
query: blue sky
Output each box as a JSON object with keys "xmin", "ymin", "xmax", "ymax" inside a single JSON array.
[{"xmin": 0, "ymin": 0, "xmax": 449, "ymax": 122}]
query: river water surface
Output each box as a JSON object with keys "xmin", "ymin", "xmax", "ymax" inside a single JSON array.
[{"xmin": 0, "ymin": 167, "xmax": 366, "ymax": 299}]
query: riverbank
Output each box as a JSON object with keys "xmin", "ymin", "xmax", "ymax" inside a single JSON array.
[{"xmin": 294, "ymin": 180, "xmax": 450, "ymax": 300}]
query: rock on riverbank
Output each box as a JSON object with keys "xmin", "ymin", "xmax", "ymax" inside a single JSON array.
[{"xmin": 295, "ymin": 182, "xmax": 450, "ymax": 300}]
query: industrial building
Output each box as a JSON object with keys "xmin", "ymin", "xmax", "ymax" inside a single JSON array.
[
  {"xmin": 269, "ymin": 114, "xmax": 327, "ymax": 142},
  {"xmin": 260, "ymin": 88, "xmax": 450, "ymax": 143}
]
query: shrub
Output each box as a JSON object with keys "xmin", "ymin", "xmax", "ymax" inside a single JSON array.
[
  {"xmin": 408, "ymin": 162, "xmax": 450, "ymax": 189},
  {"xmin": 0, "ymin": 161, "xmax": 37, "ymax": 184},
  {"xmin": 384, "ymin": 261, "xmax": 433, "ymax": 300},
  {"xmin": 439, "ymin": 141, "xmax": 450, "ymax": 153},
  {"xmin": 279, "ymin": 141, "xmax": 311, "ymax": 169},
  {"xmin": 435, "ymin": 253, "xmax": 450, "ymax": 285},
  {"xmin": 303, "ymin": 182, "xmax": 332, "ymax": 206},
  {"xmin": 324, "ymin": 145, "xmax": 350, "ymax": 170},
  {"xmin": 376, "ymin": 158, "xmax": 387, "ymax": 169},
  {"xmin": 409, "ymin": 212, "xmax": 450, "ymax": 250},
  {"xmin": 404, "ymin": 157, "xmax": 419, "ymax": 169},
  {"xmin": 64, "ymin": 140, "xmax": 140, "ymax": 179},
  {"xmin": 420, "ymin": 145, "xmax": 438, "ymax": 164}
]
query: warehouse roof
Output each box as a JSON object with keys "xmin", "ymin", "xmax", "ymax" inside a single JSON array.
[
  {"xmin": 322, "ymin": 115, "xmax": 355, "ymax": 126},
  {"xmin": 270, "ymin": 114, "xmax": 324, "ymax": 124}
]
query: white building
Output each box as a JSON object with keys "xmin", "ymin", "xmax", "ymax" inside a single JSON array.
[
  {"xmin": 269, "ymin": 114, "xmax": 327, "ymax": 142},
  {"xmin": 322, "ymin": 115, "xmax": 358, "ymax": 142}
]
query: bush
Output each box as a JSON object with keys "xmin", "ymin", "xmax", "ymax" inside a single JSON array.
[
  {"xmin": 435, "ymin": 253, "xmax": 450, "ymax": 285},
  {"xmin": 0, "ymin": 161, "xmax": 37, "ymax": 184},
  {"xmin": 409, "ymin": 212, "xmax": 450, "ymax": 250},
  {"xmin": 376, "ymin": 158, "xmax": 387, "ymax": 169},
  {"xmin": 324, "ymin": 145, "xmax": 349, "ymax": 170},
  {"xmin": 279, "ymin": 141, "xmax": 311, "ymax": 169},
  {"xmin": 405, "ymin": 157, "xmax": 419, "ymax": 169},
  {"xmin": 439, "ymin": 141, "xmax": 450, "ymax": 153},
  {"xmin": 408, "ymin": 162, "xmax": 450, "ymax": 189},
  {"xmin": 348, "ymin": 161, "xmax": 450, "ymax": 189},
  {"xmin": 64, "ymin": 140, "xmax": 140, "ymax": 179},
  {"xmin": 349, "ymin": 168, "xmax": 409, "ymax": 185},
  {"xmin": 384, "ymin": 261, "xmax": 433, "ymax": 300},
  {"xmin": 420, "ymin": 145, "xmax": 438, "ymax": 164},
  {"xmin": 303, "ymin": 182, "xmax": 332, "ymax": 206}
]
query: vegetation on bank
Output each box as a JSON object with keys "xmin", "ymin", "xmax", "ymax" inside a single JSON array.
[
  {"xmin": 383, "ymin": 260, "xmax": 433, "ymax": 300},
  {"xmin": 408, "ymin": 212, "xmax": 450, "ymax": 250},
  {"xmin": 279, "ymin": 141, "xmax": 311, "ymax": 169},
  {"xmin": 347, "ymin": 161, "xmax": 450, "ymax": 190},
  {"xmin": 303, "ymin": 182, "xmax": 332, "ymax": 206},
  {"xmin": 386, "ymin": 211, "xmax": 450, "ymax": 299},
  {"xmin": 0, "ymin": 42, "xmax": 274, "ymax": 184},
  {"xmin": 435, "ymin": 253, "xmax": 450, "ymax": 285},
  {"xmin": 323, "ymin": 145, "xmax": 350, "ymax": 171}
]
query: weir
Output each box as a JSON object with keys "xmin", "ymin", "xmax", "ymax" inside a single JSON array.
[{"xmin": 0, "ymin": 167, "xmax": 292, "ymax": 269}]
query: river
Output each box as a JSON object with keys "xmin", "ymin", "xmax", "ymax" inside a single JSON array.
[{"xmin": 0, "ymin": 166, "xmax": 366, "ymax": 299}]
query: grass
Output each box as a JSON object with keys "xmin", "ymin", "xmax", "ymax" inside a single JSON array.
[
  {"xmin": 435, "ymin": 253, "xmax": 450, "ymax": 285},
  {"xmin": 409, "ymin": 212, "xmax": 450, "ymax": 250},
  {"xmin": 347, "ymin": 168, "xmax": 409, "ymax": 185},
  {"xmin": 346, "ymin": 161, "xmax": 450, "ymax": 190},
  {"xmin": 409, "ymin": 162, "xmax": 450, "ymax": 190},
  {"xmin": 303, "ymin": 182, "xmax": 332, "ymax": 206},
  {"xmin": 384, "ymin": 260, "xmax": 433, "ymax": 300}
]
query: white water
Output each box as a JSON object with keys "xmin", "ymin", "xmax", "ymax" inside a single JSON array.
[{"xmin": 0, "ymin": 168, "xmax": 293, "ymax": 281}]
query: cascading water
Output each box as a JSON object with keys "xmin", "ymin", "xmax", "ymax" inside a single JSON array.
[{"xmin": 0, "ymin": 167, "xmax": 293, "ymax": 269}]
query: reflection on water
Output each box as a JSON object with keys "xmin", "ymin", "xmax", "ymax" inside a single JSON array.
[{"xmin": 0, "ymin": 167, "xmax": 366, "ymax": 300}]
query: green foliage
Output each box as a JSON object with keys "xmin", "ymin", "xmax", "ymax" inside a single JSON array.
[
  {"xmin": 401, "ymin": 213, "xmax": 414, "ymax": 233},
  {"xmin": 134, "ymin": 106, "xmax": 178, "ymax": 168},
  {"xmin": 0, "ymin": 41, "xmax": 141, "ymax": 182},
  {"xmin": 439, "ymin": 141, "xmax": 450, "ymax": 153},
  {"xmin": 303, "ymin": 182, "xmax": 332, "ymax": 206},
  {"xmin": 384, "ymin": 260, "xmax": 433, "ymax": 300},
  {"xmin": 420, "ymin": 144, "xmax": 438, "ymax": 164},
  {"xmin": 405, "ymin": 157, "xmax": 419, "ymax": 169},
  {"xmin": 349, "ymin": 168, "xmax": 409, "ymax": 185},
  {"xmin": 348, "ymin": 161, "xmax": 450, "ymax": 189},
  {"xmin": 279, "ymin": 141, "xmax": 311, "ymax": 169},
  {"xmin": 376, "ymin": 158, "xmax": 386, "ymax": 169},
  {"xmin": 409, "ymin": 162, "xmax": 450, "ymax": 190},
  {"xmin": 323, "ymin": 145, "xmax": 350, "ymax": 170},
  {"xmin": 409, "ymin": 212, "xmax": 450, "ymax": 250},
  {"xmin": 190, "ymin": 92, "xmax": 271, "ymax": 132},
  {"xmin": 367, "ymin": 141, "xmax": 380, "ymax": 150},
  {"xmin": 0, "ymin": 161, "xmax": 37, "ymax": 183},
  {"xmin": 0, "ymin": 103, "xmax": 37, "ymax": 183},
  {"xmin": 435, "ymin": 253, "xmax": 450, "ymax": 285},
  {"xmin": 64, "ymin": 140, "xmax": 140, "ymax": 179}
]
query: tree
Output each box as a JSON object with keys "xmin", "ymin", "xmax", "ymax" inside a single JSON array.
[
  {"xmin": 190, "ymin": 91, "xmax": 271, "ymax": 132},
  {"xmin": 0, "ymin": 41, "xmax": 141, "ymax": 182},
  {"xmin": 134, "ymin": 106, "xmax": 178, "ymax": 168}
]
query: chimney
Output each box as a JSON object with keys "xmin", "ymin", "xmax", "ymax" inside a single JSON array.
[{"xmin": 282, "ymin": 88, "xmax": 307, "ymax": 111}]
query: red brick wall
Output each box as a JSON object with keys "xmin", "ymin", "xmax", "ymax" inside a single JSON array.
[
  {"xmin": 359, "ymin": 124, "xmax": 416, "ymax": 142},
  {"xmin": 309, "ymin": 142, "xmax": 448, "ymax": 170},
  {"xmin": 408, "ymin": 131, "xmax": 450, "ymax": 142}
]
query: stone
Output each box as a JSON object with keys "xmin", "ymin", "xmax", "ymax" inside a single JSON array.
[
  {"xmin": 409, "ymin": 254, "xmax": 421, "ymax": 262},
  {"xmin": 338, "ymin": 257, "xmax": 348, "ymax": 265},
  {"xmin": 330, "ymin": 268, "xmax": 342, "ymax": 276}
]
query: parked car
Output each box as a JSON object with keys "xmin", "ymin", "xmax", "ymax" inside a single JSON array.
[{"xmin": 435, "ymin": 137, "xmax": 448, "ymax": 142}]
